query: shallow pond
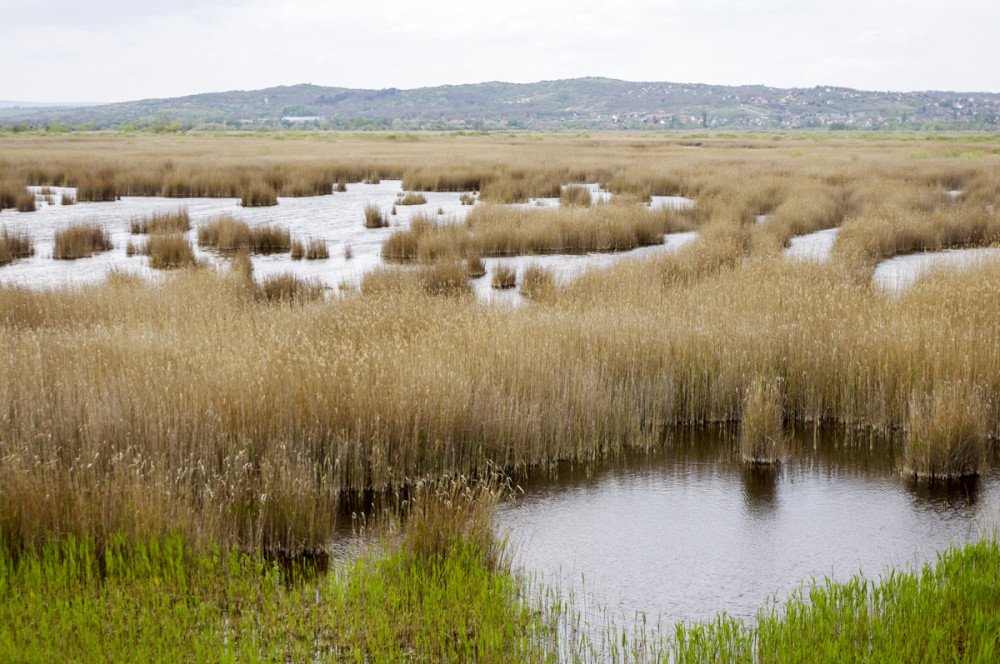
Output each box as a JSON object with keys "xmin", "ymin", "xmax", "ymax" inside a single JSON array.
[
  {"xmin": 496, "ymin": 427, "xmax": 998, "ymax": 628},
  {"xmin": 1, "ymin": 184, "xmax": 697, "ymax": 300}
]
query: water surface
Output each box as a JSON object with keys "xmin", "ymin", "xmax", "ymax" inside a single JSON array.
[{"xmin": 496, "ymin": 427, "xmax": 997, "ymax": 628}]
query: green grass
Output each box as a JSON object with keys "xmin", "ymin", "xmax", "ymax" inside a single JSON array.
[
  {"xmin": 668, "ymin": 538, "xmax": 1000, "ymax": 663},
  {"xmin": 2, "ymin": 530, "xmax": 997, "ymax": 663},
  {"xmin": 0, "ymin": 534, "xmax": 552, "ymax": 663}
]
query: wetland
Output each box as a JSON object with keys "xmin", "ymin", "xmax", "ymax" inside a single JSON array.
[{"xmin": 2, "ymin": 131, "xmax": 1000, "ymax": 661}]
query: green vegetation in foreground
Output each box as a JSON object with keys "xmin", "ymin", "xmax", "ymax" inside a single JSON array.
[
  {"xmin": 1, "ymin": 532, "xmax": 998, "ymax": 662},
  {"xmin": 669, "ymin": 538, "xmax": 1000, "ymax": 664},
  {"xmin": 0, "ymin": 534, "xmax": 552, "ymax": 663}
]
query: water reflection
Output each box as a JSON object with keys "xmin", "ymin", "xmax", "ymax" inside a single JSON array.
[
  {"xmin": 741, "ymin": 465, "xmax": 778, "ymax": 514},
  {"xmin": 496, "ymin": 426, "xmax": 999, "ymax": 628}
]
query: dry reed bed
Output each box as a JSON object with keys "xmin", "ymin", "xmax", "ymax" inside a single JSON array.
[
  {"xmin": 197, "ymin": 214, "xmax": 291, "ymax": 253},
  {"xmin": 3, "ymin": 134, "xmax": 997, "ymax": 211},
  {"xmin": 382, "ymin": 200, "xmax": 697, "ymax": 261},
  {"xmin": 3, "ymin": 239, "xmax": 1000, "ymax": 552},
  {"xmin": 3, "ymin": 134, "xmax": 1000, "ymax": 553}
]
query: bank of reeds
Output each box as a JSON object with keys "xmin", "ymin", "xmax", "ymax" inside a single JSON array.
[
  {"xmin": 835, "ymin": 193, "xmax": 1000, "ymax": 266},
  {"xmin": 0, "ymin": 228, "xmax": 34, "ymax": 265},
  {"xmin": 197, "ymin": 215, "xmax": 291, "ymax": 254},
  {"xmin": 903, "ymin": 383, "xmax": 988, "ymax": 480},
  {"xmin": 75, "ymin": 169, "xmax": 117, "ymax": 202},
  {"xmin": 52, "ymin": 223, "xmax": 113, "ymax": 259},
  {"xmin": 739, "ymin": 377, "xmax": 785, "ymax": 464},
  {"xmin": 0, "ymin": 183, "xmax": 24, "ymax": 210},
  {"xmin": 382, "ymin": 200, "xmax": 696, "ymax": 262},
  {"xmin": 4, "ymin": 134, "xmax": 1000, "ymax": 554},
  {"xmin": 129, "ymin": 209, "xmax": 191, "ymax": 234},
  {"xmin": 240, "ymin": 183, "xmax": 278, "ymax": 207},
  {"xmin": 60, "ymin": 192, "xmax": 75, "ymax": 205},
  {"xmin": 5, "ymin": 232, "xmax": 1000, "ymax": 551},
  {"xmin": 14, "ymin": 190, "xmax": 36, "ymax": 212}
]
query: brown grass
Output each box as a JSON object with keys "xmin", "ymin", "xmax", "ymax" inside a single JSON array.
[
  {"xmin": 141, "ymin": 233, "xmax": 199, "ymax": 270},
  {"xmin": 3, "ymin": 133, "xmax": 1000, "ymax": 554},
  {"xmin": 519, "ymin": 264, "xmax": 556, "ymax": 302},
  {"xmin": 14, "ymin": 190, "xmax": 36, "ymax": 212},
  {"xmin": 903, "ymin": 383, "xmax": 988, "ymax": 480},
  {"xmin": 398, "ymin": 192, "xmax": 427, "ymax": 205},
  {"xmin": 0, "ymin": 228, "xmax": 34, "ymax": 265},
  {"xmin": 739, "ymin": 377, "xmax": 785, "ymax": 464},
  {"xmin": 466, "ymin": 254, "xmax": 486, "ymax": 279},
  {"xmin": 52, "ymin": 223, "xmax": 113, "ymax": 259},
  {"xmin": 360, "ymin": 262, "xmax": 471, "ymax": 298},
  {"xmin": 130, "ymin": 209, "xmax": 191, "ymax": 234},
  {"xmin": 560, "ymin": 185, "xmax": 592, "ymax": 207},
  {"xmin": 382, "ymin": 200, "xmax": 696, "ymax": 262},
  {"xmin": 364, "ymin": 203, "xmax": 388, "ymax": 228},
  {"xmin": 291, "ymin": 239, "xmax": 329, "ymax": 260},
  {"xmin": 0, "ymin": 183, "xmax": 23, "ymax": 210},
  {"xmin": 491, "ymin": 263, "xmax": 517, "ymax": 289},
  {"xmin": 240, "ymin": 183, "xmax": 278, "ymax": 207},
  {"xmin": 421, "ymin": 261, "xmax": 472, "ymax": 297},
  {"xmin": 197, "ymin": 215, "xmax": 290, "ymax": 254},
  {"xmin": 257, "ymin": 273, "xmax": 325, "ymax": 303}
]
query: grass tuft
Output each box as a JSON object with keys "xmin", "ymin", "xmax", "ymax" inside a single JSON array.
[
  {"xmin": 53, "ymin": 223, "xmax": 113, "ymax": 260},
  {"xmin": 903, "ymin": 383, "xmax": 988, "ymax": 479},
  {"xmin": 398, "ymin": 192, "xmax": 427, "ymax": 205},
  {"xmin": 491, "ymin": 262, "xmax": 517, "ymax": 290},
  {"xmin": 465, "ymin": 254, "xmax": 486, "ymax": 278},
  {"xmin": 0, "ymin": 228, "xmax": 34, "ymax": 265},
  {"xmin": 197, "ymin": 215, "xmax": 291, "ymax": 254},
  {"xmin": 130, "ymin": 209, "xmax": 191, "ymax": 234},
  {"xmin": 740, "ymin": 377, "xmax": 785, "ymax": 464},
  {"xmin": 364, "ymin": 203, "xmax": 388, "ymax": 228},
  {"xmin": 141, "ymin": 233, "xmax": 199, "ymax": 270}
]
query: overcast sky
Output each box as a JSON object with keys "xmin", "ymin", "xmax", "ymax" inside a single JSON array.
[{"xmin": 2, "ymin": 0, "xmax": 997, "ymax": 103}]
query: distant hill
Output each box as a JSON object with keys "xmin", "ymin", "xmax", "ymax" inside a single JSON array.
[{"xmin": 3, "ymin": 78, "xmax": 999, "ymax": 131}]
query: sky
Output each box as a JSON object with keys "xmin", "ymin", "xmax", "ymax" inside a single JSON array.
[{"xmin": 2, "ymin": 0, "xmax": 997, "ymax": 104}]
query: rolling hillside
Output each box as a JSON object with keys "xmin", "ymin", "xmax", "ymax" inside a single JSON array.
[{"xmin": 4, "ymin": 78, "xmax": 999, "ymax": 131}]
